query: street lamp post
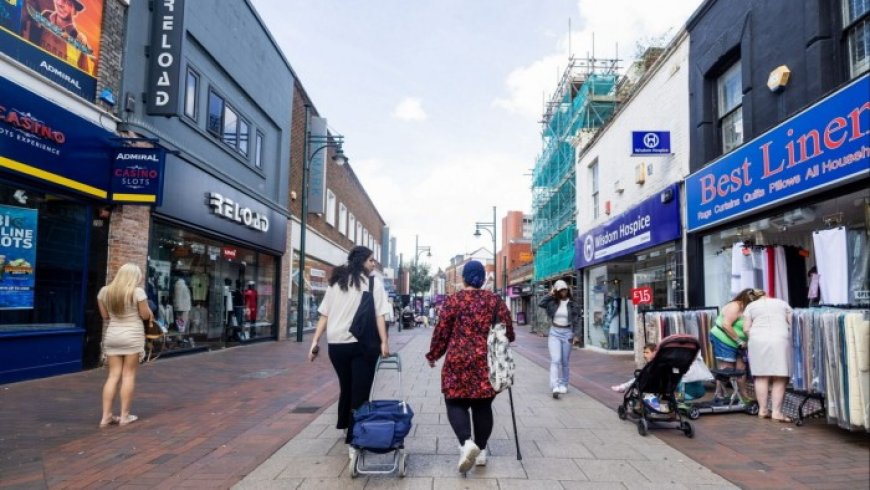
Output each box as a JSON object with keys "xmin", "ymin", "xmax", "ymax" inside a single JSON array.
[
  {"xmin": 414, "ymin": 234, "xmax": 432, "ymax": 269},
  {"xmin": 473, "ymin": 205, "xmax": 499, "ymax": 297},
  {"xmin": 296, "ymin": 106, "xmax": 347, "ymax": 342}
]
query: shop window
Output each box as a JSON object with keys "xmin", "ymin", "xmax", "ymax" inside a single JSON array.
[
  {"xmin": 338, "ymin": 203, "xmax": 347, "ymax": 235},
  {"xmin": 717, "ymin": 62, "xmax": 743, "ymax": 154},
  {"xmin": 238, "ymin": 118, "xmax": 250, "ymax": 156},
  {"xmin": 223, "ymin": 105, "xmax": 239, "ymax": 149},
  {"xmin": 255, "ymin": 131, "xmax": 264, "ymax": 168},
  {"xmin": 590, "ymin": 159, "xmax": 600, "ymax": 220},
  {"xmin": 0, "ymin": 185, "xmax": 87, "ymax": 331},
  {"xmin": 348, "ymin": 213, "xmax": 356, "ymax": 242},
  {"xmin": 844, "ymin": 0, "xmax": 870, "ymax": 76},
  {"xmin": 356, "ymin": 222, "xmax": 363, "ymax": 245},
  {"xmin": 147, "ymin": 222, "xmax": 277, "ymax": 353},
  {"xmin": 326, "ymin": 190, "xmax": 336, "ymax": 226},
  {"xmin": 184, "ymin": 68, "xmax": 199, "ymax": 120},
  {"xmin": 363, "ymin": 229, "xmax": 369, "ymax": 248},
  {"xmin": 207, "ymin": 90, "xmax": 224, "ymax": 136}
]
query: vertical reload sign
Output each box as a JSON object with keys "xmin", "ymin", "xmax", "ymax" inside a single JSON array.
[{"xmin": 146, "ymin": 0, "xmax": 185, "ymax": 115}]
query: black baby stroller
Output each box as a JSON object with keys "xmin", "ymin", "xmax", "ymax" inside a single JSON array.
[
  {"xmin": 617, "ymin": 334, "xmax": 700, "ymax": 438},
  {"xmin": 400, "ymin": 310, "xmax": 416, "ymax": 330},
  {"xmin": 350, "ymin": 353, "xmax": 414, "ymax": 478}
]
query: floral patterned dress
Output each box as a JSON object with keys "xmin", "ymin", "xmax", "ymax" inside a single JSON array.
[{"xmin": 425, "ymin": 289, "xmax": 514, "ymax": 399}]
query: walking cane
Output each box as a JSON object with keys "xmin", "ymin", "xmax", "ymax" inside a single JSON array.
[{"xmin": 507, "ymin": 386, "xmax": 522, "ymax": 460}]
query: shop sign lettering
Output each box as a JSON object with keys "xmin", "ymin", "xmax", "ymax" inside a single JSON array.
[
  {"xmin": 686, "ymin": 74, "xmax": 870, "ymax": 232},
  {"xmin": 146, "ymin": 0, "xmax": 185, "ymax": 115},
  {"xmin": 575, "ymin": 183, "xmax": 681, "ymax": 269},
  {"xmin": 208, "ymin": 192, "xmax": 270, "ymax": 232},
  {"xmin": 0, "ymin": 205, "xmax": 38, "ymax": 310}
]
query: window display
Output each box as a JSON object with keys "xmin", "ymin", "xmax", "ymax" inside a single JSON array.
[{"xmin": 148, "ymin": 221, "xmax": 276, "ymax": 353}]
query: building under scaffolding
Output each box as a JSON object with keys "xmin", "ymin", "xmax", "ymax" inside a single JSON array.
[{"xmin": 531, "ymin": 57, "xmax": 620, "ymax": 283}]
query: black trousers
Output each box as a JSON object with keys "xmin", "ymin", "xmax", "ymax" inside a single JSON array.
[
  {"xmin": 328, "ymin": 342, "xmax": 379, "ymax": 443},
  {"xmin": 445, "ymin": 397, "xmax": 495, "ymax": 449}
]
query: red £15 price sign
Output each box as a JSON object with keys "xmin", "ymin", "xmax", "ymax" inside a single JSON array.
[{"xmin": 631, "ymin": 286, "xmax": 653, "ymax": 305}]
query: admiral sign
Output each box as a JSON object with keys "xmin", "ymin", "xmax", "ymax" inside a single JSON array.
[
  {"xmin": 0, "ymin": 0, "xmax": 105, "ymax": 99},
  {"xmin": 686, "ymin": 74, "xmax": 870, "ymax": 232},
  {"xmin": 146, "ymin": 0, "xmax": 185, "ymax": 115},
  {"xmin": 110, "ymin": 148, "xmax": 166, "ymax": 204},
  {"xmin": 575, "ymin": 183, "xmax": 681, "ymax": 269}
]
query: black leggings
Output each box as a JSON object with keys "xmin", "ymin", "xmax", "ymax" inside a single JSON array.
[
  {"xmin": 328, "ymin": 342, "xmax": 379, "ymax": 443},
  {"xmin": 445, "ymin": 397, "xmax": 495, "ymax": 449}
]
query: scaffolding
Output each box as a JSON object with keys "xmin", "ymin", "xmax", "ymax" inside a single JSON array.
[{"xmin": 532, "ymin": 56, "xmax": 620, "ymax": 281}]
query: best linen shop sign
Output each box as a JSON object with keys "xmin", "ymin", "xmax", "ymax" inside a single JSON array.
[{"xmin": 686, "ymin": 74, "xmax": 870, "ymax": 232}]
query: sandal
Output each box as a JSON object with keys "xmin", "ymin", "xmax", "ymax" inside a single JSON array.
[
  {"xmin": 771, "ymin": 415, "xmax": 793, "ymax": 423},
  {"xmin": 99, "ymin": 415, "xmax": 120, "ymax": 428},
  {"xmin": 119, "ymin": 415, "xmax": 139, "ymax": 426},
  {"xmin": 758, "ymin": 411, "xmax": 771, "ymax": 419}
]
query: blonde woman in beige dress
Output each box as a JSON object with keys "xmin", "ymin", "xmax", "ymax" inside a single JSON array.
[
  {"xmin": 97, "ymin": 263, "xmax": 154, "ymax": 427},
  {"xmin": 743, "ymin": 289, "xmax": 794, "ymax": 423}
]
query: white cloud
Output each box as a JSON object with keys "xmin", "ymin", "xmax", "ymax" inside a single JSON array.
[
  {"xmin": 392, "ymin": 97, "xmax": 428, "ymax": 121},
  {"xmin": 494, "ymin": 0, "xmax": 702, "ymax": 120}
]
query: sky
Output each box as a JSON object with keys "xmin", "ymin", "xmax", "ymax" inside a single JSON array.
[{"xmin": 250, "ymin": 0, "xmax": 703, "ymax": 272}]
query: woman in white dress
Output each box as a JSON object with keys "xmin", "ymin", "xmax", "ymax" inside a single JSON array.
[{"xmin": 743, "ymin": 289, "xmax": 793, "ymax": 422}]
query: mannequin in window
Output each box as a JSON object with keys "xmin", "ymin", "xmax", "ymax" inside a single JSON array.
[
  {"xmin": 244, "ymin": 281, "xmax": 258, "ymax": 336},
  {"xmin": 173, "ymin": 276, "xmax": 191, "ymax": 332},
  {"xmin": 224, "ymin": 278, "xmax": 241, "ymax": 341},
  {"xmin": 230, "ymin": 280, "xmax": 243, "ymax": 329},
  {"xmin": 157, "ymin": 296, "xmax": 174, "ymax": 331}
]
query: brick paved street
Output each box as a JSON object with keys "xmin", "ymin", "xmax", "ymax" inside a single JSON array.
[{"xmin": 1, "ymin": 326, "xmax": 867, "ymax": 489}]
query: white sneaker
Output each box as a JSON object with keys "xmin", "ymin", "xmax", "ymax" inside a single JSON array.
[
  {"xmin": 458, "ymin": 439, "xmax": 480, "ymax": 473},
  {"xmin": 558, "ymin": 385, "xmax": 568, "ymax": 394},
  {"xmin": 552, "ymin": 386, "xmax": 560, "ymax": 398},
  {"xmin": 475, "ymin": 448, "xmax": 488, "ymax": 466}
]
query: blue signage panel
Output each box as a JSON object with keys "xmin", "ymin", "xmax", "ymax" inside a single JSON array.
[
  {"xmin": 575, "ymin": 183, "xmax": 681, "ymax": 269},
  {"xmin": 686, "ymin": 74, "xmax": 870, "ymax": 232},
  {"xmin": 110, "ymin": 148, "xmax": 166, "ymax": 204},
  {"xmin": 0, "ymin": 205, "xmax": 38, "ymax": 309},
  {"xmin": 632, "ymin": 131, "xmax": 671, "ymax": 155},
  {"xmin": 0, "ymin": 0, "xmax": 106, "ymax": 100},
  {"xmin": 0, "ymin": 76, "xmax": 114, "ymax": 199}
]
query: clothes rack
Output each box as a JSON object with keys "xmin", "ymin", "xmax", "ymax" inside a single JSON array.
[{"xmin": 638, "ymin": 307, "xmax": 719, "ymax": 366}]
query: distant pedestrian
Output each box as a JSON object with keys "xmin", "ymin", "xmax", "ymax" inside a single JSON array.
[
  {"xmin": 743, "ymin": 289, "xmax": 794, "ymax": 422},
  {"xmin": 538, "ymin": 280, "xmax": 580, "ymax": 398},
  {"xmin": 97, "ymin": 263, "xmax": 154, "ymax": 427},
  {"xmin": 308, "ymin": 246, "xmax": 390, "ymax": 457},
  {"xmin": 426, "ymin": 260, "xmax": 514, "ymax": 473}
]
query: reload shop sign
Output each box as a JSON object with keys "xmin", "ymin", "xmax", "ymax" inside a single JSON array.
[{"xmin": 208, "ymin": 192, "xmax": 269, "ymax": 232}]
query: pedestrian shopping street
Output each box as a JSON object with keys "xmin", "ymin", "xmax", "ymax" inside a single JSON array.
[{"xmin": 1, "ymin": 326, "xmax": 867, "ymax": 489}]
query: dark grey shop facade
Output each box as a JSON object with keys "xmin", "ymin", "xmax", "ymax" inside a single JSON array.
[{"xmin": 116, "ymin": 0, "xmax": 295, "ymax": 352}]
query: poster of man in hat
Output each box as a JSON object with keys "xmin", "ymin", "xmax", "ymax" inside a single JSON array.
[{"xmin": 18, "ymin": 0, "xmax": 104, "ymax": 76}]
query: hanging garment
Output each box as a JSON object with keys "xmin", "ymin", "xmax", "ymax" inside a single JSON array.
[
  {"xmin": 847, "ymin": 230, "xmax": 870, "ymax": 305},
  {"xmin": 774, "ymin": 246, "xmax": 789, "ymax": 303},
  {"xmin": 813, "ymin": 228, "xmax": 849, "ymax": 304}
]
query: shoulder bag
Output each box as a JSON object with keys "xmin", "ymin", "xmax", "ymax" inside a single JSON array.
[
  {"xmin": 349, "ymin": 276, "xmax": 380, "ymax": 350},
  {"xmin": 487, "ymin": 305, "xmax": 515, "ymax": 392}
]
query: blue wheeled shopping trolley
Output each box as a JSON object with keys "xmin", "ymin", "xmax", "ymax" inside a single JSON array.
[{"xmin": 350, "ymin": 353, "xmax": 414, "ymax": 478}]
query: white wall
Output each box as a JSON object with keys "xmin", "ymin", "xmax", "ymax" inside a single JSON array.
[{"xmin": 576, "ymin": 33, "xmax": 690, "ymax": 232}]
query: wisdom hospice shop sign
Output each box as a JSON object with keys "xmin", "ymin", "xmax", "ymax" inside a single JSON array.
[{"xmin": 686, "ymin": 74, "xmax": 869, "ymax": 232}]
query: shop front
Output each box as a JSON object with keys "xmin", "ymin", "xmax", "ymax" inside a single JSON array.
[
  {"xmin": 0, "ymin": 76, "xmax": 163, "ymax": 383},
  {"xmin": 148, "ymin": 161, "xmax": 286, "ymax": 354},
  {"xmin": 288, "ymin": 254, "xmax": 334, "ymax": 335},
  {"xmin": 686, "ymin": 74, "xmax": 870, "ymax": 310},
  {"xmin": 575, "ymin": 183, "xmax": 683, "ymax": 351}
]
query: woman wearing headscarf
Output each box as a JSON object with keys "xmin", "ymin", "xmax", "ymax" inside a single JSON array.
[
  {"xmin": 425, "ymin": 260, "xmax": 513, "ymax": 473},
  {"xmin": 538, "ymin": 279, "xmax": 580, "ymax": 398},
  {"xmin": 308, "ymin": 246, "xmax": 390, "ymax": 456}
]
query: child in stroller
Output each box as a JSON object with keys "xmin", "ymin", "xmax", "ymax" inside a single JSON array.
[
  {"xmin": 611, "ymin": 342, "xmax": 657, "ymax": 392},
  {"xmin": 616, "ymin": 334, "xmax": 700, "ymax": 438}
]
